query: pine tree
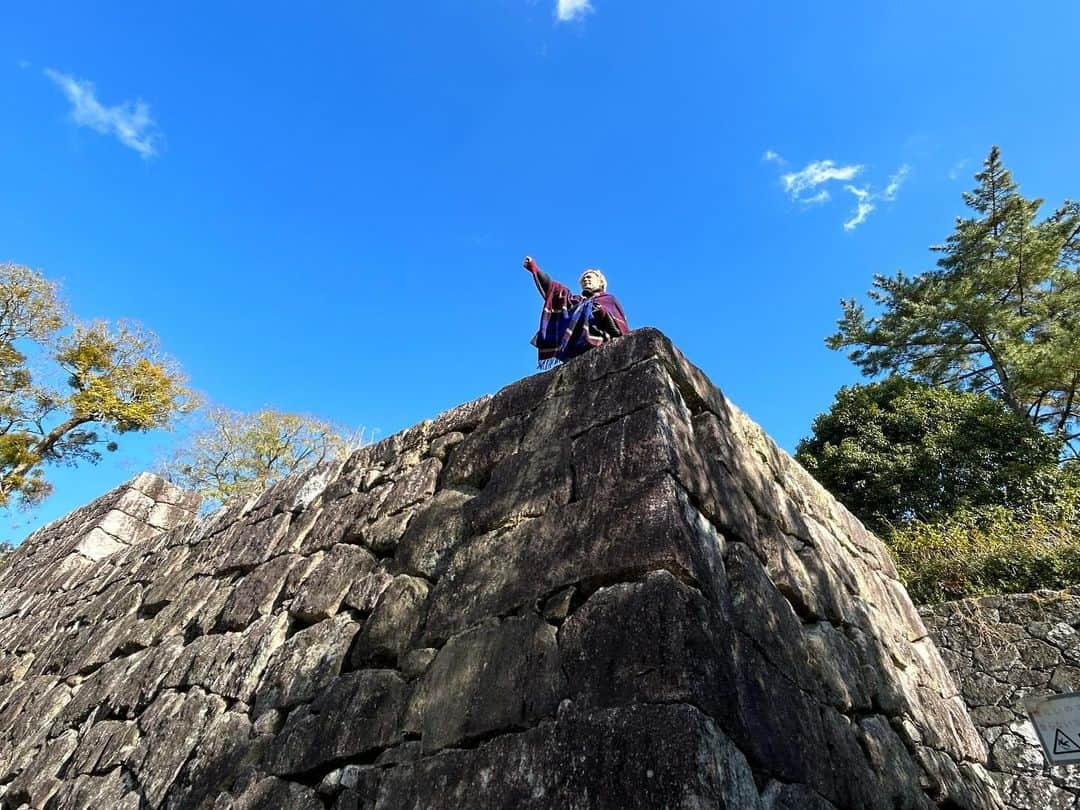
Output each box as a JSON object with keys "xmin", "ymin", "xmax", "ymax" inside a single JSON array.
[{"xmin": 829, "ymin": 146, "xmax": 1080, "ymax": 454}]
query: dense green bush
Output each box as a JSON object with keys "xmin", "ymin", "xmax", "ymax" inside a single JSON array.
[
  {"xmin": 887, "ymin": 481, "xmax": 1080, "ymax": 603},
  {"xmin": 797, "ymin": 377, "xmax": 1064, "ymax": 533}
]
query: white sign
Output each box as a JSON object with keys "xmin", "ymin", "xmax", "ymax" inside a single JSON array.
[{"xmin": 1025, "ymin": 693, "xmax": 1080, "ymax": 766}]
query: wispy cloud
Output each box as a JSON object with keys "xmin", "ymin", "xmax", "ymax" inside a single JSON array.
[
  {"xmin": 842, "ymin": 165, "xmax": 909, "ymax": 231},
  {"xmin": 556, "ymin": 0, "xmax": 593, "ymax": 22},
  {"xmin": 843, "ymin": 186, "xmax": 874, "ymax": 231},
  {"xmin": 881, "ymin": 164, "xmax": 909, "ymax": 200},
  {"xmin": 781, "ymin": 160, "xmax": 864, "ymax": 201},
  {"xmin": 765, "ymin": 149, "xmax": 910, "ymax": 231},
  {"xmin": 17, "ymin": 59, "xmax": 31, "ymax": 70},
  {"xmin": 948, "ymin": 159, "xmax": 969, "ymax": 181},
  {"xmin": 44, "ymin": 68, "xmax": 161, "ymax": 158}
]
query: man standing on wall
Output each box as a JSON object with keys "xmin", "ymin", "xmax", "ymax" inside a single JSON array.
[{"xmin": 523, "ymin": 255, "xmax": 630, "ymax": 367}]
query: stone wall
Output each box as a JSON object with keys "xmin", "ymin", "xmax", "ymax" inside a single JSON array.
[
  {"xmin": 923, "ymin": 590, "xmax": 1080, "ymax": 809},
  {"xmin": 0, "ymin": 329, "xmax": 1000, "ymax": 809}
]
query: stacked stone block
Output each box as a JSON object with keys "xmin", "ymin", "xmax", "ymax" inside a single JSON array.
[{"xmin": 0, "ymin": 329, "xmax": 1000, "ymax": 808}]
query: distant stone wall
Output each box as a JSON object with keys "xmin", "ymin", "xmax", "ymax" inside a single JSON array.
[
  {"xmin": 0, "ymin": 471, "xmax": 199, "ymax": 598},
  {"xmin": 0, "ymin": 472, "xmax": 201, "ymax": 806},
  {"xmin": 0, "ymin": 329, "xmax": 1000, "ymax": 809},
  {"xmin": 924, "ymin": 591, "xmax": 1080, "ymax": 809}
]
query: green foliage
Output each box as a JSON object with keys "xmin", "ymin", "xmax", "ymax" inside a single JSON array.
[
  {"xmin": 0, "ymin": 262, "xmax": 195, "ymax": 509},
  {"xmin": 828, "ymin": 146, "xmax": 1080, "ymax": 454},
  {"xmin": 163, "ymin": 406, "xmax": 363, "ymax": 508},
  {"xmin": 796, "ymin": 377, "xmax": 1063, "ymax": 531},
  {"xmin": 813, "ymin": 149, "xmax": 1080, "ymax": 601},
  {"xmin": 889, "ymin": 486, "xmax": 1080, "ymax": 603}
]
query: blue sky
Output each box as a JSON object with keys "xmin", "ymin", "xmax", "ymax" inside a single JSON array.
[{"xmin": 3, "ymin": 1, "xmax": 1079, "ymax": 540}]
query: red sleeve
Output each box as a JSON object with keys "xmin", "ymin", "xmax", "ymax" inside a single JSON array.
[{"xmin": 526, "ymin": 260, "xmax": 553, "ymax": 299}]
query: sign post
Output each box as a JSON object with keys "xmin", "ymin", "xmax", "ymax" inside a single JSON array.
[{"xmin": 1025, "ymin": 693, "xmax": 1080, "ymax": 766}]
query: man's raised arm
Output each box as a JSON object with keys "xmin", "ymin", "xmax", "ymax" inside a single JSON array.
[{"xmin": 523, "ymin": 255, "xmax": 553, "ymax": 298}]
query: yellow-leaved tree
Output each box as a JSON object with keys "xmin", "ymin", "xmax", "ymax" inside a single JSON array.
[
  {"xmin": 162, "ymin": 406, "xmax": 364, "ymax": 509},
  {"xmin": 0, "ymin": 262, "xmax": 196, "ymax": 509}
]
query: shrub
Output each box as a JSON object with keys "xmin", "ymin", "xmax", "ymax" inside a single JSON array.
[
  {"xmin": 797, "ymin": 377, "xmax": 1064, "ymax": 533},
  {"xmin": 887, "ymin": 485, "xmax": 1080, "ymax": 603}
]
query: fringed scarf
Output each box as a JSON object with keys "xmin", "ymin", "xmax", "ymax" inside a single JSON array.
[{"xmin": 531, "ymin": 281, "xmax": 630, "ymax": 368}]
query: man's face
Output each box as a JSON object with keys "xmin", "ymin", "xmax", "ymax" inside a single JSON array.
[{"xmin": 580, "ymin": 270, "xmax": 604, "ymax": 296}]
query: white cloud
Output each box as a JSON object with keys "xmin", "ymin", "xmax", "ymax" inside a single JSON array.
[
  {"xmin": 781, "ymin": 160, "xmax": 863, "ymax": 201},
  {"xmin": 802, "ymin": 189, "xmax": 831, "ymax": 206},
  {"xmin": 841, "ymin": 166, "xmax": 908, "ymax": 230},
  {"xmin": 44, "ymin": 68, "xmax": 160, "ymax": 158},
  {"xmin": 765, "ymin": 151, "xmax": 909, "ymax": 231},
  {"xmin": 948, "ymin": 159, "xmax": 969, "ymax": 180},
  {"xmin": 881, "ymin": 164, "xmax": 909, "ymax": 200},
  {"xmin": 556, "ymin": 0, "xmax": 593, "ymax": 22},
  {"xmin": 17, "ymin": 59, "xmax": 31, "ymax": 70},
  {"xmin": 843, "ymin": 185, "xmax": 874, "ymax": 231}
]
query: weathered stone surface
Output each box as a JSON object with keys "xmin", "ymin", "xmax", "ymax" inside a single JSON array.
[
  {"xmin": 379, "ymin": 703, "xmax": 763, "ymax": 810},
  {"xmin": 4, "ymin": 728, "xmax": 78, "ymax": 808},
  {"xmin": 379, "ymin": 457, "xmax": 441, "ymax": 516},
  {"xmin": 164, "ymin": 613, "xmax": 289, "ymax": 703},
  {"xmin": 422, "ymin": 474, "xmax": 727, "ymax": 644},
  {"xmin": 925, "ymin": 590, "xmax": 1080, "ymax": 809},
  {"xmin": 996, "ymin": 775, "xmax": 1076, "ymax": 810},
  {"xmin": 463, "ymin": 443, "xmax": 573, "ymax": 535},
  {"xmin": 75, "ymin": 527, "xmax": 129, "ymax": 561},
  {"xmin": 396, "ymin": 490, "xmax": 472, "ymax": 579},
  {"xmin": 342, "ymin": 564, "xmax": 395, "ymax": 614},
  {"xmin": 349, "ymin": 575, "xmax": 429, "ymax": 666},
  {"xmin": 206, "ymin": 512, "xmax": 293, "ymax": 573},
  {"xmin": 218, "ymin": 553, "xmax": 304, "ymax": 631},
  {"xmin": 761, "ymin": 781, "xmax": 841, "ymax": 810},
  {"xmin": 0, "ymin": 679, "xmax": 73, "ymax": 775},
  {"xmin": 226, "ymin": 776, "xmax": 323, "ymax": 810},
  {"xmin": 560, "ymin": 570, "xmax": 728, "ymax": 712},
  {"xmin": 290, "ymin": 543, "xmax": 376, "ymax": 622},
  {"xmin": 297, "ymin": 489, "xmax": 374, "ymax": 555},
  {"xmin": 127, "ymin": 688, "xmax": 226, "ymax": 807},
  {"xmin": 406, "ymin": 614, "xmax": 565, "ymax": 751},
  {"xmin": 359, "ymin": 509, "xmax": 414, "ymax": 555},
  {"xmin": 266, "ymin": 670, "xmax": 407, "ymax": 775},
  {"xmin": 68, "ymin": 719, "xmax": 140, "ymax": 775},
  {"xmin": 400, "ymin": 647, "xmax": 438, "ymax": 680},
  {"xmin": 167, "ymin": 710, "xmax": 266, "ymax": 808},
  {"xmin": 0, "ymin": 331, "xmax": 1001, "ymax": 809},
  {"xmin": 50, "ymin": 768, "xmax": 141, "ymax": 810},
  {"xmin": 254, "ymin": 614, "xmax": 358, "ymax": 714}
]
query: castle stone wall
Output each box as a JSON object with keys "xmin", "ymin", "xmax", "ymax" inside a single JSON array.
[{"xmin": 0, "ymin": 329, "xmax": 1000, "ymax": 809}]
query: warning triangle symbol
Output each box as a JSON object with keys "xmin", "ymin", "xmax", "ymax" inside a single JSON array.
[{"xmin": 1054, "ymin": 729, "xmax": 1080, "ymax": 755}]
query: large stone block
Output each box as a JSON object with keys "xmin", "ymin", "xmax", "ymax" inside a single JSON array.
[
  {"xmin": 406, "ymin": 614, "xmax": 564, "ymax": 752},
  {"xmin": 423, "ymin": 473, "xmax": 726, "ymax": 643},
  {"xmin": 254, "ymin": 614, "xmax": 359, "ymax": 714},
  {"xmin": 377, "ymin": 703, "xmax": 763, "ymax": 810},
  {"xmin": 266, "ymin": 670, "xmax": 407, "ymax": 775},
  {"xmin": 559, "ymin": 570, "xmax": 730, "ymax": 712}
]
